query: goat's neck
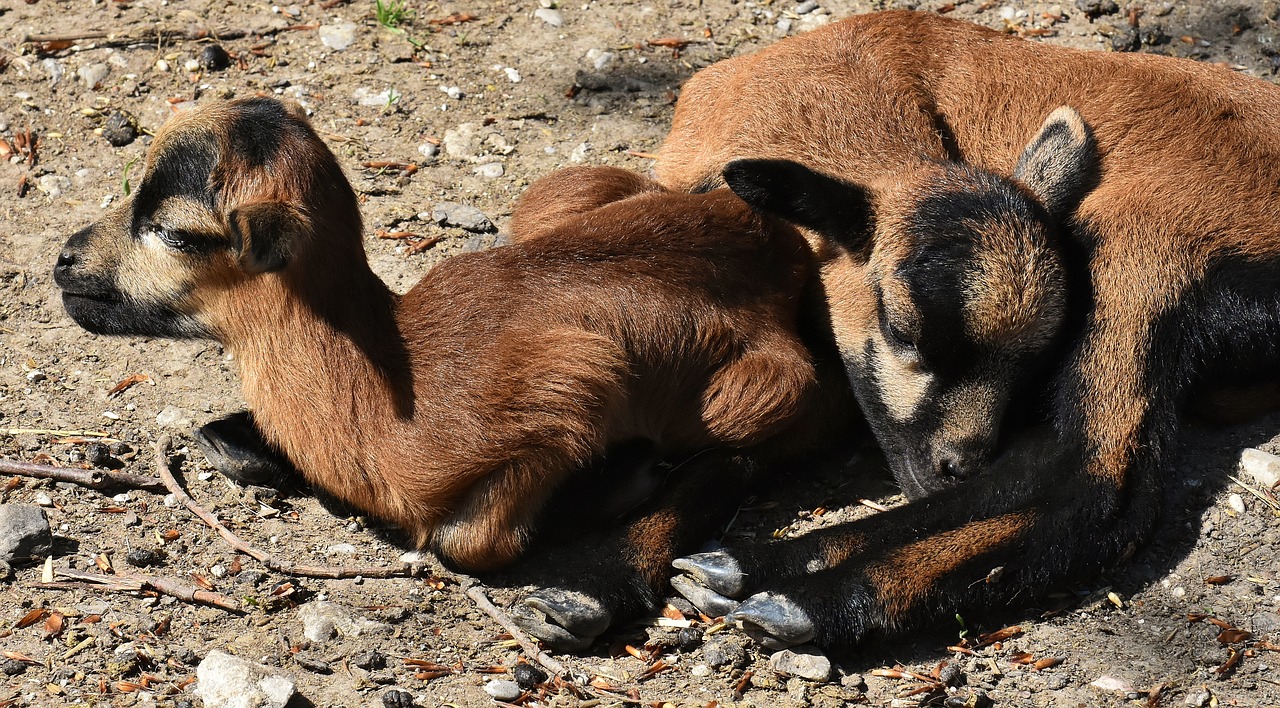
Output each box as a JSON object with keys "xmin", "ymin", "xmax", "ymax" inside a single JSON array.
[{"xmin": 223, "ymin": 255, "xmax": 409, "ymax": 499}]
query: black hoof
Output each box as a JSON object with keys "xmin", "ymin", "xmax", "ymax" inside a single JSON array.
[
  {"xmin": 727, "ymin": 592, "xmax": 816, "ymax": 650},
  {"xmin": 192, "ymin": 412, "xmax": 303, "ymax": 493},
  {"xmin": 671, "ymin": 551, "xmax": 746, "ymax": 597},
  {"xmin": 511, "ymin": 588, "xmax": 613, "ymax": 652},
  {"xmin": 669, "ymin": 574, "xmax": 740, "ymax": 618},
  {"xmin": 509, "ymin": 604, "xmax": 595, "ymax": 652}
]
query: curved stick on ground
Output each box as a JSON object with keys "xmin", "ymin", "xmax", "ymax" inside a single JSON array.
[
  {"xmin": 460, "ymin": 578, "xmax": 567, "ymax": 678},
  {"xmin": 153, "ymin": 435, "xmax": 423, "ymax": 580},
  {"xmin": 0, "ymin": 457, "xmax": 167, "ymax": 493}
]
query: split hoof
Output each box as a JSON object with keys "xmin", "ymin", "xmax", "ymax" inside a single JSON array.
[
  {"xmin": 192, "ymin": 412, "xmax": 302, "ymax": 493},
  {"xmin": 727, "ymin": 592, "xmax": 816, "ymax": 650},
  {"xmin": 671, "ymin": 551, "xmax": 746, "ymax": 597},
  {"xmin": 512, "ymin": 588, "xmax": 613, "ymax": 652},
  {"xmin": 669, "ymin": 574, "xmax": 740, "ymax": 618}
]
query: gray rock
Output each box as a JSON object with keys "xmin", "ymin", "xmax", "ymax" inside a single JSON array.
[
  {"xmin": 195, "ymin": 650, "xmax": 296, "ymax": 708},
  {"xmin": 38, "ymin": 175, "xmax": 71, "ymax": 199},
  {"xmin": 769, "ymin": 645, "xmax": 832, "ymax": 682},
  {"xmin": 1240, "ymin": 448, "xmax": 1280, "ymax": 490},
  {"xmin": 1185, "ymin": 689, "xmax": 1211, "ymax": 706},
  {"xmin": 41, "ymin": 58, "xmax": 64, "ymax": 85},
  {"xmin": 156, "ymin": 405, "xmax": 191, "ymax": 429},
  {"xmin": 319, "ymin": 22, "xmax": 358, "ymax": 50},
  {"xmin": 417, "ymin": 142, "xmax": 439, "ymax": 159},
  {"xmin": 796, "ymin": 1, "xmax": 820, "ymax": 14},
  {"xmin": 585, "ymin": 48, "xmax": 616, "ymax": 71},
  {"xmin": 298, "ymin": 600, "xmax": 393, "ymax": 642},
  {"xmin": 78, "ymin": 62, "xmax": 110, "ymax": 90},
  {"xmin": 431, "ymin": 202, "xmax": 494, "ymax": 232},
  {"xmin": 702, "ymin": 635, "xmax": 747, "ymax": 669},
  {"xmin": 1252, "ymin": 611, "xmax": 1280, "ymax": 636},
  {"xmin": 534, "ymin": 8, "xmax": 564, "ymax": 27},
  {"xmin": 1075, "ymin": 0, "xmax": 1119, "ymax": 17},
  {"xmin": 483, "ymin": 679, "xmax": 522, "ymax": 701},
  {"xmin": 0, "ymin": 559, "xmax": 11, "ymax": 580},
  {"xmin": 0, "ymin": 505, "xmax": 53, "ymax": 564}
]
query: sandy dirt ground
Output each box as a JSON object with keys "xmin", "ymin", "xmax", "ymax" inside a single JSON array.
[{"xmin": 2, "ymin": 0, "xmax": 1280, "ymax": 706}]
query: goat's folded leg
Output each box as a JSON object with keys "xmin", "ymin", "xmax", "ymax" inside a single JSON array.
[
  {"xmin": 509, "ymin": 449, "xmax": 765, "ymax": 651},
  {"xmin": 192, "ymin": 411, "xmax": 305, "ymax": 494}
]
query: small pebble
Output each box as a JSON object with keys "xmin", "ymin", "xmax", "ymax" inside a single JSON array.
[
  {"xmin": 78, "ymin": 62, "xmax": 111, "ymax": 89},
  {"xmin": 769, "ymin": 645, "xmax": 832, "ymax": 682},
  {"xmin": 198, "ymin": 44, "xmax": 232, "ymax": 71},
  {"xmin": 86, "ymin": 442, "xmax": 112, "ymax": 467},
  {"xmin": 319, "ymin": 22, "xmax": 358, "ymax": 51},
  {"xmin": 125, "ymin": 548, "xmax": 161, "ymax": 568},
  {"xmin": 1075, "ymin": 0, "xmax": 1119, "ymax": 18},
  {"xmin": 351, "ymin": 649, "xmax": 386, "ymax": 670},
  {"xmin": 34, "ymin": 493, "xmax": 53, "ymax": 507},
  {"xmin": 293, "ymin": 652, "xmax": 331, "ymax": 674},
  {"xmin": 382, "ymin": 689, "xmax": 415, "ymax": 708},
  {"xmin": 1240, "ymin": 448, "xmax": 1280, "ymax": 490},
  {"xmin": 483, "ymin": 679, "xmax": 522, "ymax": 701},
  {"xmin": 1, "ymin": 659, "xmax": 26, "ymax": 676},
  {"xmin": 795, "ymin": 0, "xmax": 819, "ymax": 14},
  {"xmin": 677, "ymin": 626, "xmax": 703, "ymax": 651},
  {"xmin": 474, "ymin": 163, "xmax": 504, "ymax": 178},
  {"xmin": 513, "ymin": 662, "xmax": 547, "ymax": 689}
]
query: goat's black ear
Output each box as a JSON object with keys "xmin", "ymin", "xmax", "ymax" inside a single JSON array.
[
  {"xmin": 723, "ymin": 158, "xmax": 873, "ymax": 250},
  {"xmin": 1013, "ymin": 106, "xmax": 1098, "ymax": 221},
  {"xmin": 228, "ymin": 202, "xmax": 300, "ymax": 273}
]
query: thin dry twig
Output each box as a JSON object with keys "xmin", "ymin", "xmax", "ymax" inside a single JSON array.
[
  {"xmin": 154, "ymin": 436, "xmax": 423, "ymax": 579},
  {"xmin": 0, "ymin": 458, "xmax": 166, "ymax": 493},
  {"xmin": 458, "ymin": 577, "xmax": 567, "ymax": 677},
  {"xmin": 22, "ymin": 24, "xmax": 316, "ymax": 53},
  {"xmin": 34, "ymin": 568, "xmax": 241, "ymax": 611}
]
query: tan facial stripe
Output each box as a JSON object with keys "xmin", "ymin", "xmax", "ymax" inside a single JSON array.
[
  {"xmin": 865, "ymin": 511, "xmax": 1033, "ymax": 626},
  {"xmin": 869, "ymin": 334, "xmax": 932, "ymax": 422}
]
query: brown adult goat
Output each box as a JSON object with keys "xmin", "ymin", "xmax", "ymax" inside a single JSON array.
[
  {"xmin": 52, "ymin": 98, "xmax": 845, "ymax": 623},
  {"xmin": 658, "ymin": 10, "xmax": 1280, "ymax": 649}
]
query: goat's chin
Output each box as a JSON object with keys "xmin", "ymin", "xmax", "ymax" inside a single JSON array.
[
  {"xmin": 890, "ymin": 457, "xmax": 956, "ymax": 501},
  {"xmin": 61, "ymin": 292, "xmax": 209, "ymax": 339}
]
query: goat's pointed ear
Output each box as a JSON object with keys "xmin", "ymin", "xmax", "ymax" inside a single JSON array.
[
  {"xmin": 228, "ymin": 202, "xmax": 301, "ymax": 273},
  {"xmin": 1013, "ymin": 106, "xmax": 1098, "ymax": 221},
  {"xmin": 723, "ymin": 158, "xmax": 873, "ymax": 250}
]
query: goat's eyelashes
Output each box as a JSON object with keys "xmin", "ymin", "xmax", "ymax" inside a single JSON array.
[{"xmin": 142, "ymin": 224, "xmax": 195, "ymax": 252}]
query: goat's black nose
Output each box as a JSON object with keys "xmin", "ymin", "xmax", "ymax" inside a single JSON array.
[{"xmin": 55, "ymin": 250, "xmax": 77, "ymax": 272}]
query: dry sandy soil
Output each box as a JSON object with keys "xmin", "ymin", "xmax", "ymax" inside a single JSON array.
[{"xmin": 2, "ymin": 0, "xmax": 1280, "ymax": 706}]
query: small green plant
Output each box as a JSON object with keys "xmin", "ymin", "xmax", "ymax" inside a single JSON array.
[
  {"xmin": 121, "ymin": 156, "xmax": 140, "ymax": 196},
  {"xmin": 955, "ymin": 613, "xmax": 969, "ymax": 641},
  {"xmin": 375, "ymin": 0, "xmax": 412, "ymax": 31}
]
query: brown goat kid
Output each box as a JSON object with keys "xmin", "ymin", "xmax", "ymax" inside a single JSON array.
[
  {"xmin": 53, "ymin": 99, "xmax": 836, "ymax": 597},
  {"xmin": 660, "ymin": 10, "xmax": 1280, "ymax": 649}
]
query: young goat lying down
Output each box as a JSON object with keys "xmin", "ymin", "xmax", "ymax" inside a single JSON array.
[
  {"xmin": 53, "ymin": 98, "xmax": 836, "ymax": 588},
  {"xmin": 657, "ymin": 10, "xmax": 1280, "ymax": 649}
]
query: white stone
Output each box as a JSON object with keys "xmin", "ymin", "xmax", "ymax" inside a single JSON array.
[
  {"xmin": 534, "ymin": 8, "xmax": 564, "ymax": 26},
  {"xmin": 195, "ymin": 650, "xmax": 297, "ymax": 708},
  {"xmin": 417, "ymin": 142, "xmax": 439, "ymax": 159},
  {"xmin": 319, "ymin": 22, "xmax": 358, "ymax": 50},
  {"xmin": 298, "ymin": 601, "xmax": 392, "ymax": 643},
  {"xmin": 1090, "ymin": 675, "xmax": 1135, "ymax": 693},
  {"xmin": 78, "ymin": 63, "xmax": 110, "ymax": 89},
  {"xmin": 484, "ymin": 680, "xmax": 522, "ymax": 701},
  {"xmin": 769, "ymin": 645, "xmax": 832, "ymax": 682},
  {"xmin": 504, "ymin": 67, "xmax": 522, "ymax": 83},
  {"xmin": 474, "ymin": 163, "xmax": 504, "ymax": 179},
  {"xmin": 585, "ymin": 48, "xmax": 615, "ymax": 70},
  {"xmin": 1228, "ymin": 493, "xmax": 1246, "ymax": 515},
  {"xmin": 155, "ymin": 405, "xmax": 190, "ymax": 429},
  {"xmin": 1240, "ymin": 448, "xmax": 1280, "ymax": 490},
  {"xmin": 569, "ymin": 142, "xmax": 591, "ymax": 163},
  {"xmin": 37, "ymin": 176, "xmax": 71, "ymax": 199}
]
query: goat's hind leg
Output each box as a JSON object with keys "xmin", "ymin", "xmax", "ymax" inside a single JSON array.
[{"xmin": 508, "ymin": 449, "xmax": 768, "ymax": 651}]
